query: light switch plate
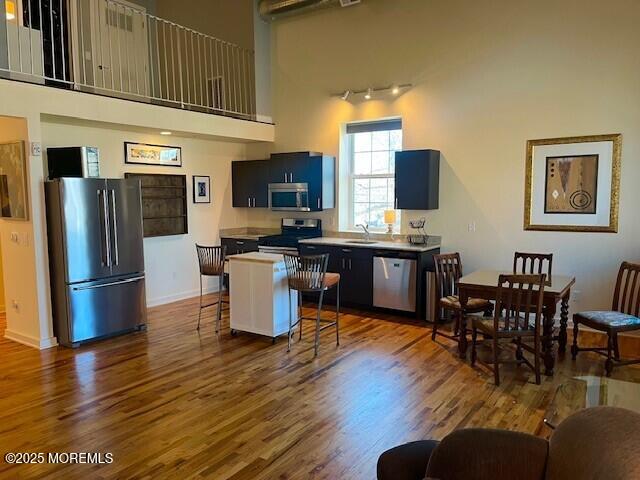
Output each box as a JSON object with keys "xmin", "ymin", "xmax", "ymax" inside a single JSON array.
[{"xmin": 30, "ymin": 142, "xmax": 42, "ymax": 156}]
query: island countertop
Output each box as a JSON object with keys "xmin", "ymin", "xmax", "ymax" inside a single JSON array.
[
  {"xmin": 298, "ymin": 237, "xmax": 441, "ymax": 253},
  {"xmin": 228, "ymin": 252, "xmax": 285, "ymax": 264}
]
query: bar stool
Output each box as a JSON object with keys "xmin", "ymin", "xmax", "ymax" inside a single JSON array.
[
  {"xmin": 283, "ymin": 253, "xmax": 340, "ymax": 356},
  {"xmin": 195, "ymin": 244, "xmax": 228, "ymax": 333}
]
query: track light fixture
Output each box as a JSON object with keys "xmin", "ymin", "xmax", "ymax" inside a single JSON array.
[{"xmin": 332, "ymin": 83, "xmax": 412, "ymax": 102}]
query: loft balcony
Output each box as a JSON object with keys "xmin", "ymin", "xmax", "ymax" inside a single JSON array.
[{"xmin": 0, "ymin": 0, "xmax": 259, "ymax": 122}]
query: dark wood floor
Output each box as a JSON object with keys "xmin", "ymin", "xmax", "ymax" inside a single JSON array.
[{"xmin": 0, "ymin": 297, "xmax": 638, "ymax": 479}]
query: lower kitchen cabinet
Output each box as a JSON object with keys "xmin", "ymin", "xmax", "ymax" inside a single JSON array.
[
  {"xmin": 298, "ymin": 244, "xmax": 373, "ymax": 307},
  {"xmin": 299, "ymin": 242, "xmax": 439, "ymax": 319},
  {"xmin": 221, "ymin": 238, "xmax": 259, "ymax": 255}
]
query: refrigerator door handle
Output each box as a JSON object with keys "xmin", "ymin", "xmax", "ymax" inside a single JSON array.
[
  {"xmin": 102, "ymin": 189, "xmax": 112, "ymax": 267},
  {"xmin": 72, "ymin": 275, "xmax": 145, "ymax": 291},
  {"xmin": 109, "ymin": 189, "xmax": 119, "ymax": 266}
]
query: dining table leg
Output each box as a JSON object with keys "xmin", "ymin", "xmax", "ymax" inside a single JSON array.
[
  {"xmin": 542, "ymin": 300, "xmax": 557, "ymax": 376},
  {"xmin": 558, "ymin": 290, "xmax": 570, "ymax": 353},
  {"xmin": 458, "ymin": 288, "xmax": 469, "ymax": 359}
]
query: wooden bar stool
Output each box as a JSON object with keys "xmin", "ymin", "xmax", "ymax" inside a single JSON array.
[
  {"xmin": 283, "ymin": 253, "xmax": 340, "ymax": 356},
  {"xmin": 195, "ymin": 244, "xmax": 228, "ymax": 333}
]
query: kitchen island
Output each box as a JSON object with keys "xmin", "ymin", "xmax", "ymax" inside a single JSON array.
[{"xmin": 228, "ymin": 252, "xmax": 297, "ymax": 341}]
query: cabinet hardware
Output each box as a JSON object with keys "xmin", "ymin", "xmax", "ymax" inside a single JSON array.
[
  {"xmin": 348, "ymin": 259, "xmax": 352, "ymax": 269},
  {"xmin": 341, "ymin": 259, "xmax": 346, "ymax": 269},
  {"xmin": 395, "ymin": 198, "xmax": 398, "ymax": 209},
  {"xmin": 307, "ymin": 246, "xmax": 316, "ymax": 250},
  {"xmin": 317, "ymin": 197, "xmax": 320, "ymax": 209},
  {"xmin": 248, "ymin": 197, "xmax": 251, "ymax": 207},
  {"xmin": 252, "ymin": 197, "xmax": 256, "ymax": 207},
  {"xmin": 341, "ymin": 248, "xmax": 352, "ymax": 253},
  {"xmin": 289, "ymin": 173, "xmax": 293, "ymax": 182},
  {"xmin": 237, "ymin": 241, "xmax": 245, "ymax": 245},
  {"xmin": 284, "ymin": 172, "xmax": 287, "ymax": 182}
]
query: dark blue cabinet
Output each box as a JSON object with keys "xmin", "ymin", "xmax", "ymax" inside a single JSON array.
[
  {"xmin": 394, "ymin": 149, "xmax": 440, "ymax": 210},
  {"xmin": 232, "ymin": 160, "xmax": 269, "ymax": 208}
]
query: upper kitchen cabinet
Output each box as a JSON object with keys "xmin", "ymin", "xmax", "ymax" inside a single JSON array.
[
  {"xmin": 394, "ymin": 149, "xmax": 440, "ymax": 210},
  {"xmin": 232, "ymin": 160, "xmax": 269, "ymax": 208},
  {"xmin": 269, "ymin": 152, "xmax": 335, "ymax": 211}
]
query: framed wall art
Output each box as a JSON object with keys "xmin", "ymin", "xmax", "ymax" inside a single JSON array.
[
  {"xmin": 192, "ymin": 175, "xmax": 211, "ymax": 204},
  {"xmin": 0, "ymin": 141, "xmax": 28, "ymax": 220},
  {"xmin": 524, "ymin": 134, "xmax": 621, "ymax": 232},
  {"xmin": 124, "ymin": 142, "xmax": 182, "ymax": 167}
]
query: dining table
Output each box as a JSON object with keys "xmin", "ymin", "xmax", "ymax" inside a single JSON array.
[{"xmin": 457, "ymin": 270, "xmax": 575, "ymax": 376}]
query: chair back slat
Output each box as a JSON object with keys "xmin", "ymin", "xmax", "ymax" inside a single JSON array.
[
  {"xmin": 494, "ymin": 274, "xmax": 546, "ymax": 333},
  {"xmin": 513, "ymin": 252, "xmax": 553, "ymax": 278},
  {"xmin": 283, "ymin": 253, "xmax": 329, "ymax": 292},
  {"xmin": 196, "ymin": 244, "xmax": 226, "ymax": 276},
  {"xmin": 434, "ymin": 253, "xmax": 463, "ymax": 299},
  {"xmin": 613, "ymin": 262, "xmax": 640, "ymax": 316}
]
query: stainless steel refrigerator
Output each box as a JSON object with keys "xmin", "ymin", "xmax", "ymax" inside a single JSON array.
[{"xmin": 45, "ymin": 178, "xmax": 147, "ymax": 347}]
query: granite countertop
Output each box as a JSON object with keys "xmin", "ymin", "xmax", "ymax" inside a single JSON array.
[
  {"xmin": 299, "ymin": 237, "xmax": 441, "ymax": 253},
  {"xmin": 220, "ymin": 233, "xmax": 266, "ymax": 241}
]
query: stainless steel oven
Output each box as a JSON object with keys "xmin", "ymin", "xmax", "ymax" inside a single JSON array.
[{"xmin": 268, "ymin": 183, "xmax": 310, "ymax": 211}]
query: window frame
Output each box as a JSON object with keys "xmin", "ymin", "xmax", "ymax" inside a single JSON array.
[{"xmin": 346, "ymin": 125, "xmax": 402, "ymax": 232}]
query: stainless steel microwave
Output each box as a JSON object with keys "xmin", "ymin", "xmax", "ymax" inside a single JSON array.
[{"xmin": 268, "ymin": 183, "xmax": 310, "ymax": 211}]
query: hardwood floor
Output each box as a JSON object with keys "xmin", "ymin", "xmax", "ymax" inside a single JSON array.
[{"xmin": 0, "ymin": 296, "xmax": 638, "ymax": 479}]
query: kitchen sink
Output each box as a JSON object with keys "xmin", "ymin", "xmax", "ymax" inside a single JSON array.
[{"xmin": 345, "ymin": 240, "xmax": 378, "ymax": 244}]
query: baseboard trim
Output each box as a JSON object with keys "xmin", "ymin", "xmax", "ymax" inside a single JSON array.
[
  {"xmin": 4, "ymin": 329, "xmax": 58, "ymax": 350},
  {"xmin": 146, "ymin": 286, "xmax": 219, "ymax": 308}
]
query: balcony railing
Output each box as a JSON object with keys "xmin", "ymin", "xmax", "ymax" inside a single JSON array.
[{"xmin": 0, "ymin": 0, "xmax": 256, "ymax": 120}]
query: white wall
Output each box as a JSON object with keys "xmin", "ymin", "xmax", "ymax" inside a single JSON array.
[
  {"xmin": 0, "ymin": 116, "xmax": 43, "ymax": 345},
  {"xmin": 41, "ymin": 120, "xmax": 249, "ymax": 306},
  {"xmin": 246, "ymin": 0, "xmax": 640, "ymax": 313}
]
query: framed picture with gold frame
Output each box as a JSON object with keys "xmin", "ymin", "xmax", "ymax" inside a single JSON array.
[{"xmin": 524, "ymin": 134, "xmax": 621, "ymax": 233}]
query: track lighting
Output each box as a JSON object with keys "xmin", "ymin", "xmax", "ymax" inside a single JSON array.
[{"xmin": 331, "ymin": 83, "xmax": 412, "ymax": 102}]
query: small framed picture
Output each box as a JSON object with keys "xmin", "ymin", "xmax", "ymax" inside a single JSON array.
[
  {"xmin": 125, "ymin": 142, "xmax": 182, "ymax": 167},
  {"xmin": 193, "ymin": 176, "xmax": 211, "ymax": 204}
]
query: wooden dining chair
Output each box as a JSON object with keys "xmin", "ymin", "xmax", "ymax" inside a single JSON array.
[
  {"xmin": 471, "ymin": 273, "xmax": 546, "ymax": 386},
  {"xmin": 513, "ymin": 252, "xmax": 553, "ymax": 279},
  {"xmin": 572, "ymin": 261, "xmax": 640, "ymax": 376},
  {"xmin": 432, "ymin": 253, "xmax": 493, "ymax": 342}
]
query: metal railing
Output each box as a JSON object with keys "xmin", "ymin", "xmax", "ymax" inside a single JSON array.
[{"xmin": 0, "ymin": 0, "xmax": 256, "ymax": 120}]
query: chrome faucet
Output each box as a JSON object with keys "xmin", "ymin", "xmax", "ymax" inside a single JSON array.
[{"xmin": 356, "ymin": 223, "xmax": 370, "ymax": 241}]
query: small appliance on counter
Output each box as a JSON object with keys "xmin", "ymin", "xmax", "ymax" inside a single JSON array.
[
  {"xmin": 47, "ymin": 146, "xmax": 100, "ymax": 179},
  {"xmin": 407, "ymin": 217, "xmax": 429, "ymax": 245},
  {"xmin": 45, "ymin": 177, "xmax": 146, "ymax": 347},
  {"xmin": 258, "ymin": 218, "xmax": 322, "ymax": 255}
]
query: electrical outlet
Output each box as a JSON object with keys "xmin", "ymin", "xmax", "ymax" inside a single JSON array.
[
  {"xmin": 11, "ymin": 300, "xmax": 19, "ymax": 312},
  {"xmin": 467, "ymin": 222, "xmax": 476, "ymax": 232},
  {"xmin": 10, "ymin": 232, "xmax": 19, "ymax": 244}
]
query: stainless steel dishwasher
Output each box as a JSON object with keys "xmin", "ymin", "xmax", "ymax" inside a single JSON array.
[{"xmin": 373, "ymin": 256, "xmax": 417, "ymax": 312}]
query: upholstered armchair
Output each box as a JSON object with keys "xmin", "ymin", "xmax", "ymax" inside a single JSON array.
[{"xmin": 377, "ymin": 407, "xmax": 640, "ymax": 480}]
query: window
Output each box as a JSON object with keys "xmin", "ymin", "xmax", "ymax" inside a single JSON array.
[{"xmin": 347, "ymin": 120, "xmax": 402, "ymax": 230}]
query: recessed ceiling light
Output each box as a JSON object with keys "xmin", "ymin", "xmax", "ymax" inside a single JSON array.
[
  {"xmin": 160, "ymin": 131, "xmax": 172, "ymax": 135},
  {"xmin": 391, "ymin": 85, "xmax": 400, "ymax": 95}
]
